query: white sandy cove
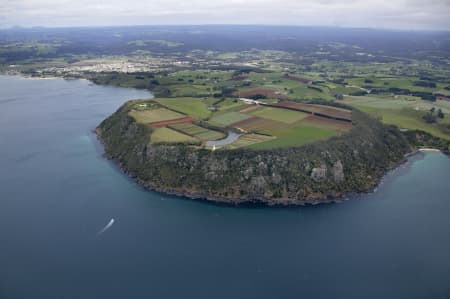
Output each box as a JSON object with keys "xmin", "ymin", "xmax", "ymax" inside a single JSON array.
[{"xmin": 419, "ymin": 148, "xmax": 441, "ymax": 152}]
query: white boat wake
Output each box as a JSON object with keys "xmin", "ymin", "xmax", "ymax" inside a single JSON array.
[{"xmin": 98, "ymin": 218, "xmax": 115, "ymax": 235}]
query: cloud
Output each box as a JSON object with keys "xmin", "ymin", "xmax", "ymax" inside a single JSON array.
[{"xmin": 0, "ymin": 0, "xmax": 449, "ymax": 30}]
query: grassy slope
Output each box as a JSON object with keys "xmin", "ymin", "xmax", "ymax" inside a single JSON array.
[
  {"xmin": 344, "ymin": 96, "xmax": 450, "ymax": 140},
  {"xmin": 209, "ymin": 111, "xmax": 252, "ymax": 126},
  {"xmin": 249, "ymin": 107, "xmax": 309, "ymax": 124},
  {"xmin": 155, "ymin": 97, "xmax": 214, "ymax": 119},
  {"xmin": 249, "ymin": 126, "xmax": 338, "ymax": 150},
  {"xmin": 170, "ymin": 123, "xmax": 225, "ymax": 141},
  {"xmin": 151, "ymin": 127, "xmax": 197, "ymax": 143},
  {"xmin": 128, "ymin": 108, "xmax": 184, "ymax": 123}
]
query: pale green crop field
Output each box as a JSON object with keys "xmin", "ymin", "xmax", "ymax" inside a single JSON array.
[
  {"xmin": 344, "ymin": 96, "xmax": 450, "ymax": 114},
  {"xmin": 129, "ymin": 108, "xmax": 184, "ymax": 123},
  {"xmin": 249, "ymin": 107, "xmax": 309, "ymax": 124},
  {"xmin": 209, "ymin": 112, "xmax": 252, "ymax": 126},
  {"xmin": 151, "ymin": 127, "xmax": 198, "ymax": 144},
  {"xmin": 155, "ymin": 97, "xmax": 214, "ymax": 119},
  {"xmin": 249, "ymin": 126, "xmax": 338, "ymax": 150},
  {"xmin": 170, "ymin": 123, "xmax": 225, "ymax": 141},
  {"xmin": 216, "ymin": 99, "xmax": 246, "ymax": 112},
  {"xmin": 224, "ymin": 134, "xmax": 275, "ymax": 149},
  {"xmin": 344, "ymin": 96, "xmax": 450, "ymax": 140}
]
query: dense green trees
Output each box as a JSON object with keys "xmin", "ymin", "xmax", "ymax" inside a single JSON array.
[{"xmin": 423, "ymin": 108, "xmax": 444, "ymax": 123}]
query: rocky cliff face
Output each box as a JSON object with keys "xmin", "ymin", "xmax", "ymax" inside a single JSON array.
[{"xmin": 97, "ymin": 101, "xmax": 412, "ymax": 205}]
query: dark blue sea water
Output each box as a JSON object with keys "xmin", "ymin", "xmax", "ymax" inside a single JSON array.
[{"xmin": 1, "ymin": 75, "xmax": 450, "ymax": 299}]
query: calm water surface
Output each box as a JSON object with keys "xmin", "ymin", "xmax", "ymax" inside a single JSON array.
[{"xmin": 1, "ymin": 75, "xmax": 450, "ymax": 299}]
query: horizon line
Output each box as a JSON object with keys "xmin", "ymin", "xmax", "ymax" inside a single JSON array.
[{"xmin": 1, "ymin": 24, "xmax": 449, "ymax": 33}]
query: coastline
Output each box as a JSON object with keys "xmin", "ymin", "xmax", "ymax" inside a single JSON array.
[
  {"xmin": 0, "ymin": 71, "xmax": 88, "ymax": 82},
  {"xmin": 94, "ymin": 102, "xmax": 432, "ymax": 207},
  {"xmin": 97, "ymin": 129, "xmax": 431, "ymax": 207},
  {"xmin": 134, "ymin": 149, "xmax": 448, "ymax": 207}
]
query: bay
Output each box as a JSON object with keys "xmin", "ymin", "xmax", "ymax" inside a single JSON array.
[{"xmin": 1, "ymin": 75, "xmax": 449, "ymax": 299}]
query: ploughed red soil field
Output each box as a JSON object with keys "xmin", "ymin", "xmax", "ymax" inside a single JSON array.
[
  {"xmin": 304, "ymin": 115, "xmax": 352, "ymax": 131},
  {"xmin": 231, "ymin": 111, "xmax": 351, "ymax": 133},
  {"xmin": 149, "ymin": 116, "xmax": 196, "ymax": 128},
  {"xmin": 231, "ymin": 116, "xmax": 284, "ymax": 132},
  {"xmin": 231, "ymin": 116, "xmax": 260, "ymax": 128},
  {"xmin": 273, "ymin": 102, "xmax": 352, "ymax": 121}
]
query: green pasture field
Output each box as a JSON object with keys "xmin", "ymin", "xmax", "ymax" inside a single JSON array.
[
  {"xmin": 330, "ymin": 86, "xmax": 365, "ymax": 95},
  {"xmin": 170, "ymin": 123, "xmax": 225, "ymax": 141},
  {"xmin": 216, "ymin": 99, "xmax": 247, "ymax": 112},
  {"xmin": 169, "ymin": 85, "xmax": 212, "ymax": 97},
  {"xmin": 300, "ymin": 117, "xmax": 351, "ymax": 133},
  {"xmin": 237, "ymin": 86, "xmax": 280, "ymax": 95},
  {"xmin": 290, "ymin": 86, "xmax": 329, "ymax": 100},
  {"xmin": 224, "ymin": 134, "xmax": 275, "ymax": 149},
  {"xmin": 344, "ymin": 76, "xmax": 446, "ymax": 93},
  {"xmin": 170, "ymin": 123, "xmax": 206, "ymax": 135},
  {"xmin": 155, "ymin": 97, "xmax": 215, "ymax": 119},
  {"xmin": 128, "ymin": 108, "xmax": 184, "ymax": 123},
  {"xmin": 248, "ymin": 126, "xmax": 338, "ymax": 150},
  {"xmin": 151, "ymin": 127, "xmax": 198, "ymax": 144},
  {"xmin": 238, "ymin": 118, "xmax": 287, "ymax": 134},
  {"xmin": 165, "ymin": 70, "xmax": 232, "ymax": 82},
  {"xmin": 249, "ymin": 107, "xmax": 309, "ymax": 124},
  {"xmin": 344, "ymin": 96, "xmax": 450, "ymax": 140},
  {"xmin": 436, "ymin": 89, "xmax": 450, "ymax": 96},
  {"xmin": 195, "ymin": 130, "xmax": 226, "ymax": 141},
  {"xmin": 362, "ymin": 107, "xmax": 450, "ymax": 140},
  {"xmin": 237, "ymin": 72, "xmax": 334, "ymax": 100},
  {"xmin": 209, "ymin": 111, "xmax": 252, "ymax": 126},
  {"xmin": 344, "ymin": 96, "xmax": 450, "ymax": 114}
]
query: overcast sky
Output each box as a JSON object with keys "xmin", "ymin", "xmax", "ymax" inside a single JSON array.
[{"xmin": 1, "ymin": 0, "xmax": 449, "ymax": 30}]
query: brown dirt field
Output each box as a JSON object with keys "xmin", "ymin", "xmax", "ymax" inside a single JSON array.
[
  {"xmin": 303, "ymin": 115, "xmax": 352, "ymax": 131},
  {"xmin": 243, "ymin": 118, "xmax": 285, "ymax": 132},
  {"xmin": 231, "ymin": 116, "xmax": 260, "ymax": 128},
  {"xmin": 149, "ymin": 116, "xmax": 196, "ymax": 128},
  {"xmin": 274, "ymin": 101, "xmax": 320, "ymax": 112},
  {"xmin": 274, "ymin": 102, "xmax": 352, "ymax": 120},
  {"xmin": 314, "ymin": 106, "xmax": 351, "ymax": 120},
  {"xmin": 273, "ymin": 101, "xmax": 313, "ymax": 110}
]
